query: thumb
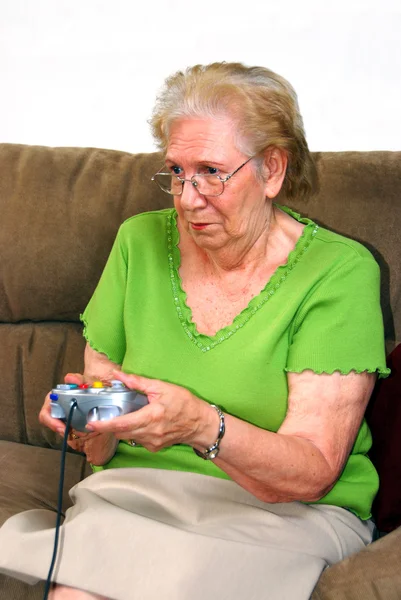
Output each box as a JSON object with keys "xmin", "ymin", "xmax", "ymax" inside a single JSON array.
[{"xmin": 64, "ymin": 372, "xmax": 85, "ymax": 385}]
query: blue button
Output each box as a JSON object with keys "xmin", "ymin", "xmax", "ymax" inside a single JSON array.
[{"xmin": 50, "ymin": 393, "xmax": 59, "ymax": 401}]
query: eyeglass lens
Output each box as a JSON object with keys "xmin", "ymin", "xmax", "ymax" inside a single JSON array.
[{"xmin": 154, "ymin": 173, "xmax": 224, "ymax": 196}]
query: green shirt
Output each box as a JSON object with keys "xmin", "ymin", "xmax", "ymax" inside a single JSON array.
[{"xmin": 81, "ymin": 206, "xmax": 390, "ymax": 519}]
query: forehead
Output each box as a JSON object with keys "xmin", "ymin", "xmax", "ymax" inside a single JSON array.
[{"xmin": 166, "ymin": 117, "xmax": 240, "ymax": 164}]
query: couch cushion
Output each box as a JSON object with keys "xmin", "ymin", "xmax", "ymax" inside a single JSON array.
[
  {"xmin": 0, "ymin": 322, "xmax": 85, "ymax": 446},
  {"xmin": 0, "ymin": 441, "xmax": 87, "ymax": 527},
  {"xmin": 0, "ymin": 575, "xmax": 44, "ymax": 600},
  {"xmin": 0, "ymin": 441, "xmax": 88, "ymax": 600},
  {"xmin": 0, "ymin": 144, "xmax": 170, "ymax": 323},
  {"xmin": 311, "ymin": 525, "xmax": 401, "ymax": 599}
]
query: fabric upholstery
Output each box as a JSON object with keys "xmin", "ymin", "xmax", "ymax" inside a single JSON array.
[
  {"xmin": 0, "ymin": 144, "xmax": 170, "ymax": 323},
  {"xmin": 311, "ymin": 525, "xmax": 401, "ymax": 600},
  {"xmin": 0, "ymin": 441, "xmax": 87, "ymax": 599},
  {"xmin": 0, "ymin": 322, "xmax": 86, "ymax": 445},
  {"xmin": 0, "ymin": 441, "xmax": 86, "ymax": 526},
  {"xmin": 0, "ymin": 576, "xmax": 44, "ymax": 600}
]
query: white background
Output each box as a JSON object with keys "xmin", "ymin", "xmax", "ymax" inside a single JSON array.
[{"xmin": 1, "ymin": 0, "xmax": 400, "ymax": 154}]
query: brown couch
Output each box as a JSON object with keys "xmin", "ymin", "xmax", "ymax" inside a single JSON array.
[{"xmin": 0, "ymin": 143, "xmax": 400, "ymax": 599}]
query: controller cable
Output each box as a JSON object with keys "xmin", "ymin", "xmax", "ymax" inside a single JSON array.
[{"xmin": 43, "ymin": 400, "xmax": 78, "ymax": 600}]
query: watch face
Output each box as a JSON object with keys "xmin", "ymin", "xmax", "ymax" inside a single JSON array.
[{"xmin": 208, "ymin": 448, "xmax": 219, "ymax": 460}]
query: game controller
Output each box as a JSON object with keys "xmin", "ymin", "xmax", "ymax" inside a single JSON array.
[{"xmin": 50, "ymin": 380, "xmax": 148, "ymax": 432}]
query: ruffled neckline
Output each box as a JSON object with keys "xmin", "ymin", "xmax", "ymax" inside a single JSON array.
[{"xmin": 166, "ymin": 205, "xmax": 319, "ymax": 353}]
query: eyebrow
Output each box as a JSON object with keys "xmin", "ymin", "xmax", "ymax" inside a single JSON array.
[{"xmin": 165, "ymin": 157, "xmax": 227, "ymax": 168}]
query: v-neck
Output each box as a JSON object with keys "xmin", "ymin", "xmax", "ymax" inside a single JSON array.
[{"xmin": 166, "ymin": 205, "xmax": 319, "ymax": 353}]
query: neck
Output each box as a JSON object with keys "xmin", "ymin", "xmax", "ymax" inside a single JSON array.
[{"xmin": 181, "ymin": 205, "xmax": 276, "ymax": 276}]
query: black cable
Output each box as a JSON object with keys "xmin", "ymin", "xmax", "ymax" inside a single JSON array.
[{"xmin": 43, "ymin": 400, "xmax": 78, "ymax": 600}]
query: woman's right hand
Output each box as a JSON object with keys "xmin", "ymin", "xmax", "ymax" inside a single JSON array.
[{"xmin": 39, "ymin": 373, "xmax": 118, "ymax": 465}]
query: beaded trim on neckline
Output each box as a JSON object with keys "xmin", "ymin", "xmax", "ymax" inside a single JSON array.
[{"xmin": 166, "ymin": 206, "xmax": 319, "ymax": 353}]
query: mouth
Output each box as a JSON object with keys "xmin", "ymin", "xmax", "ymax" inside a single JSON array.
[{"xmin": 190, "ymin": 222, "xmax": 211, "ymax": 230}]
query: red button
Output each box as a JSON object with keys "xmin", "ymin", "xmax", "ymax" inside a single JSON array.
[{"xmin": 79, "ymin": 383, "xmax": 90, "ymax": 389}]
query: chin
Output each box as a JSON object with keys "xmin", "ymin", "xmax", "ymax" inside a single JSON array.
[{"xmin": 191, "ymin": 233, "xmax": 225, "ymax": 252}]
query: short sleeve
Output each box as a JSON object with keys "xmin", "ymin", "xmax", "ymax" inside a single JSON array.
[
  {"xmin": 286, "ymin": 253, "xmax": 390, "ymax": 378},
  {"xmin": 80, "ymin": 227, "xmax": 127, "ymax": 364}
]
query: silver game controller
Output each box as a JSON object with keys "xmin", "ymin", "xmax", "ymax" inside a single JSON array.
[{"xmin": 50, "ymin": 380, "xmax": 148, "ymax": 432}]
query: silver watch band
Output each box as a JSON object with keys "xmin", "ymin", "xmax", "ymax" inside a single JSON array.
[{"xmin": 193, "ymin": 404, "xmax": 225, "ymax": 460}]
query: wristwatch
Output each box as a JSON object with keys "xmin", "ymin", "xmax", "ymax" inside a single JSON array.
[{"xmin": 193, "ymin": 404, "xmax": 225, "ymax": 460}]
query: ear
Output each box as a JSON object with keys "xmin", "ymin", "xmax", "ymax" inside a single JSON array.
[{"xmin": 262, "ymin": 147, "xmax": 288, "ymax": 199}]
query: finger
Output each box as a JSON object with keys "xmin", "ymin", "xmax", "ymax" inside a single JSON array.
[
  {"xmin": 112, "ymin": 370, "xmax": 160, "ymax": 396},
  {"xmin": 67, "ymin": 439, "xmax": 84, "ymax": 451},
  {"xmin": 69, "ymin": 430, "xmax": 100, "ymax": 440},
  {"xmin": 113, "ymin": 430, "xmax": 146, "ymax": 442},
  {"xmin": 68, "ymin": 430, "xmax": 86, "ymax": 440},
  {"xmin": 64, "ymin": 373, "xmax": 85, "ymax": 385},
  {"xmin": 65, "ymin": 430, "xmax": 88, "ymax": 450},
  {"xmin": 86, "ymin": 417, "xmax": 138, "ymax": 434},
  {"xmin": 85, "ymin": 404, "xmax": 152, "ymax": 434},
  {"xmin": 39, "ymin": 394, "xmax": 66, "ymax": 435}
]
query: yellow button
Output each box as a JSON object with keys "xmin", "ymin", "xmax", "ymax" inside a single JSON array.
[{"xmin": 92, "ymin": 381, "xmax": 104, "ymax": 388}]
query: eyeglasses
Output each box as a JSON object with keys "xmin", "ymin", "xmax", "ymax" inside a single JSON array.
[{"xmin": 151, "ymin": 156, "xmax": 256, "ymax": 197}]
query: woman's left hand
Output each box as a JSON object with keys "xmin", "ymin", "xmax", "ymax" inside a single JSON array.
[{"xmin": 85, "ymin": 370, "xmax": 218, "ymax": 452}]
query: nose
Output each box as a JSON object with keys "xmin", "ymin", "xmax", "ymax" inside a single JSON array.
[{"xmin": 177, "ymin": 179, "xmax": 207, "ymax": 210}]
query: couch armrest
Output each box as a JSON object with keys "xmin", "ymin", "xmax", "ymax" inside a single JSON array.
[{"xmin": 312, "ymin": 525, "xmax": 401, "ymax": 599}]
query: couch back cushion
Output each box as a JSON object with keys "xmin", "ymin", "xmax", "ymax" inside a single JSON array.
[{"xmin": 0, "ymin": 144, "xmax": 171, "ymax": 323}]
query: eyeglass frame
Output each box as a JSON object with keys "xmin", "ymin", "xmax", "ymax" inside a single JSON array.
[{"xmin": 151, "ymin": 155, "xmax": 256, "ymax": 197}]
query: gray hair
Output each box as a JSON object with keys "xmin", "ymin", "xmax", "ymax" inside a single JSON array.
[{"xmin": 150, "ymin": 62, "xmax": 317, "ymax": 199}]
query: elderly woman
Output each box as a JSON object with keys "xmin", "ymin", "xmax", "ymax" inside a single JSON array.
[{"xmin": 0, "ymin": 63, "xmax": 389, "ymax": 600}]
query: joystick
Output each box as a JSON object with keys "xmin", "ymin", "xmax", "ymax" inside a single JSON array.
[{"xmin": 50, "ymin": 380, "xmax": 148, "ymax": 432}]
